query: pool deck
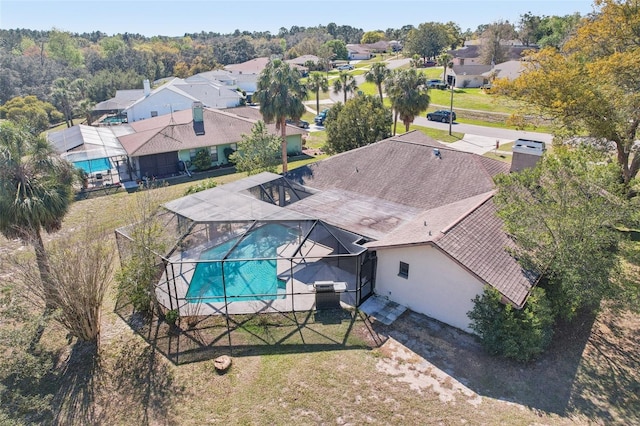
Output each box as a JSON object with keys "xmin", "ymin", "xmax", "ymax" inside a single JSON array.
[{"xmin": 156, "ymin": 240, "xmax": 355, "ymax": 316}]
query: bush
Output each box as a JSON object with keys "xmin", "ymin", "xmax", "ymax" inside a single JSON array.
[
  {"xmin": 468, "ymin": 286, "xmax": 555, "ymax": 362},
  {"xmin": 191, "ymin": 148, "xmax": 212, "ymax": 171},
  {"xmin": 223, "ymin": 147, "xmax": 236, "ymax": 165},
  {"xmin": 184, "ymin": 178, "xmax": 217, "ymax": 195}
]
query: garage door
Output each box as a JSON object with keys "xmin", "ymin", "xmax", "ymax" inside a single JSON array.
[{"xmin": 138, "ymin": 152, "xmax": 179, "ymax": 178}]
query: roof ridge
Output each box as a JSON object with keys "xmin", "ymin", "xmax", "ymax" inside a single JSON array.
[{"xmin": 438, "ymin": 190, "xmax": 496, "ymax": 236}]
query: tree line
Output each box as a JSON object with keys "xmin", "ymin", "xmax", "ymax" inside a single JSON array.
[{"xmin": 0, "ymin": 11, "xmax": 581, "ymax": 126}]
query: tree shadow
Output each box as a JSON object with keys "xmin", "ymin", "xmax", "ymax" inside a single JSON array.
[
  {"xmin": 99, "ymin": 338, "xmax": 183, "ymax": 425},
  {"xmin": 370, "ymin": 308, "xmax": 602, "ymax": 419},
  {"xmin": 51, "ymin": 341, "xmax": 100, "ymax": 426}
]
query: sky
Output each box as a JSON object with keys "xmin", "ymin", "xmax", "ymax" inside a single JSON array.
[{"xmin": 1, "ymin": 0, "xmax": 596, "ymax": 37}]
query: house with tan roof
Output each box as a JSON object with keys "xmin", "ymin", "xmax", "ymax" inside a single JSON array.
[
  {"xmin": 118, "ymin": 104, "xmax": 306, "ymax": 179},
  {"xmin": 127, "ymin": 130, "xmax": 536, "ymax": 333}
]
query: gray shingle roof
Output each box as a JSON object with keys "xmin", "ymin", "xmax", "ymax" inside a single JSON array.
[
  {"xmin": 286, "ymin": 132, "xmax": 508, "ymax": 211},
  {"xmin": 434, "ymin": 198, "xmax": 536, "ymax": 307},
  {"xmin": 286, "ymin": 131, "xmax": 532, "ymax": 306}
]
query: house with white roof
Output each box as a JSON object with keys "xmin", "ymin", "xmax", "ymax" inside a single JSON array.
[{"xmin": 123, "ymin": 77, "xmax": 243, "ymax": 123}]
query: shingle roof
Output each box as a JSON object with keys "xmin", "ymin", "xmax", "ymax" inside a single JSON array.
[
  {"xmin": 286, "ymin": 132, "xmax": 508, "ymax": 211},
  {"xmin": 225, "ymin": 57, "xmax": 270, "ymax": 74},
  {"xmin": 451, "ymin": 64, "xmax": 493, "ymax": 76},
  {"xmin": 434, "ymin": 198, "xmax": 536, "ymax": 307},
  {"xmin": 285, "ymin": 131, "xmax": 532, "ymax": 306},
  {"xmin": 118, "ymin": 107, "xmax": 305, "ymax": 157}
]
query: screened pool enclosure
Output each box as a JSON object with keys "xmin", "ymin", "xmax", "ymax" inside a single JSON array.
[{"xmin": 115, "ymin": 173, "xmax": 376, "ymax": 318}]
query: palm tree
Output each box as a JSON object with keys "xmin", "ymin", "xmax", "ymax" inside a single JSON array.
[
  {"xmin": 364, "ymin": 62, "xmax": 390, "ymax": 101},
  {"xmin": 438, "ymin": 53, "xmax": 453, "ymax": 86},
  {"xmin": 52, "ymin": 77, "xmax": 77, "ymax": 128},
  {"xmin": 254, "ymin": 59, "xmax": 307, "ymax": 174},
  {"xmin": 306, "ymin": 72, "xmax": 329, "ymax": 114},
  {"xmin": 0, "ymin": 121, "xmax": 75, "ymax": 307},
  {"xmin": 332, "ymin": 71, "xmax": 358, "ymax": 104},
  {"xmin": 384, "ymin": 69, "xmax": 431, "ymax": 134}
]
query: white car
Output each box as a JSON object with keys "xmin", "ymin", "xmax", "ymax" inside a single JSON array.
[{"xmin": 336, "ymin": 64, "xmax": 354, "ymax": 71}]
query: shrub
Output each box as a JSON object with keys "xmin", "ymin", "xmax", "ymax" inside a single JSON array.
[
  {"xmin": 191, "ymin": 148, "xmax": 212, "ymax": 171},
  {"xmin": 468, "ymin": 286, "xmax": 555, "ymax": 362},
  {"xmin": 184, "ymin": 178, "xmax": 217, "ymax": 195},
  {"xmin": 223, "ymin": 147, "xmax": 236, "ymax": 165}
]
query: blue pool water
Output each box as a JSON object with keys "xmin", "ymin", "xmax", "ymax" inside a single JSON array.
[
  {"xmin": 186, "ymin": 224, "xmax": 297, "ymax": 303},
  {"xmin": 73, "ymin": 158, "xmax": 111, "ymax": 174}
]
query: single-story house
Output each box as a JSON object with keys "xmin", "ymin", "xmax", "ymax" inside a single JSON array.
[
  {"xmin": 126, "ymin": 131, "xmax": 535, "ymax": 333},
  {"xmin": 118, "ymin": 104, "xmax": 306, "ymax": 179},
  {"xmin": 346, "ymin": 44, "xmax": 374, "ymax": 60},
  {"xmin": 446, "ymin": 64, "xmax": 494, "ymax": 88},
  {"xmin": 124, "ymin": 77, "xmax": 243, "ymax": 123},
  {"xmin": 482, "ymin": 60, "xmax": 528, "ymax": 81}
]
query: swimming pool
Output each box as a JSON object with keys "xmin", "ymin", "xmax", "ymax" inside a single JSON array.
[{"xmin": 186, "ymin": 224, "xmax": 297, "ymax": 303}]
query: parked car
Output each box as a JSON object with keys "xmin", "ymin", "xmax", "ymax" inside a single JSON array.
[
  {"xmin": 336, "ymin": 64, "xmax": 354, "ymax": 71},
  {"xmin": 314, "ymin": 108, "xmax": 330, "ymax": 125},
  {"xmin": 426, "ymin": 110, "xmax": 456, "ymax": 122},
  {"xmin": 427, "ymin": 79, "xmax": 448, "ymax": 90},
  {"xmin": 424, "ymin": 60, "xmax": 436, "ymax": 67},
  {"xmin": 286, "ymin": 118, "xmax": 310, "ymax": 129}
]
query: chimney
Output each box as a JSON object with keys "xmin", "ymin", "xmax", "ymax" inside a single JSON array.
[
  {"xmin": 510, "ymin": 139, "xmax": 546, "ymax": 172},
  {"xmin": 143, "ymin": 79, "xmax": 151, "ymax": 97},
  {"xmin": 192, "ymin": 101, "xmax": 205, "ymax": 135}
]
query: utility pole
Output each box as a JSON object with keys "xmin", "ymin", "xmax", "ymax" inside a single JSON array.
[{"xmin": 449, "ymin": 78, "xmax": 454, "ymax": 136}]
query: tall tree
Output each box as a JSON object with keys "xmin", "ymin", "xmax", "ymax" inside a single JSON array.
[
  {"xmin": 51, "ymin": 77, "xmax": 77, "ymax": 128},
  {"xmin": 230, "ymin": 120, "xmax": 281, "ymax": 175},
  {"xmin": 332, "ymin": 71, "xmax": 358, "ymax": 103},
  {"xmin": 0, "ymin": 121, "xmax": 75, "ymax": 307},
  {"xmin": 437, "ymin": 53, "xmax": 453, "ymax": 85},
  {"xmin": 405, "ymin": 22, "xmax": 451, "ymax": 63},
  {"xmin": 384, "ymin": 68, "xmax": 430, "ymax": 134},
  {"xmin": 479, "ymin": 20, "xmax": 518, "ymax": 65},
  {"xmin": 254, "ymin": 59, "xmax": 307, "ymax": 174},
  {"xmin": 494, "ymin": 146, "xmax": 626, "ymax": 319},
  {"xmin": 0, "ymin": 95, "xmax": 61, "ymax": 135},
  {"xmin": 306, "ymin": 72, "xmax": 329, "ymax": 113},
  {"xmin": 364, "ymin": 62, "xmax": 390, "ymax": 101},
  {"xmin": 499, "ymin": 0, "xmax": 640, "ymax": 185},
  {"xmin": 324, "ymin": 95, "xmax": 392, "ymax": 154}
]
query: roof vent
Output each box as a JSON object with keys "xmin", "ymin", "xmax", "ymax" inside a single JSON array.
[{"xmin": 433, "ymin": 148, "xmax": 442, "ymax": 159}]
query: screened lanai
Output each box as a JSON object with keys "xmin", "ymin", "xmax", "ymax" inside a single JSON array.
[{"xmin": 115, "ymin": 173, "xmax": 376, "ymax": 318}]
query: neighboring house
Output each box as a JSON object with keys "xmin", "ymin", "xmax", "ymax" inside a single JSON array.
[
  {"xmin": 47, "ymin": 124, "xmax": 132, "ymax": 183},
  {"xmin": 223, "ymin": 57, "xmax": 272, "ymax": 97},
  {"xmin": 118, "ymin": 103, "xmax": 306, "ymax": 179},
  {"xmin": 286, "ymin": 54, "xmax": 318, "ymax": 74},
  {"xmin": 92, "ymin": 89, "xmax": 144, "ymax": 119},
  {"xmin": 446, "ymin": 64, "xmax": 494, "ymax": 88},
  {"xmin": 346, "ymin": 44, "xmax": 374, "ymax": 60},
  {"xmin": 449, "ymin": 44, "xmax": 537, "ymax": 66},
  {"xmin": 124, "ymin": 77, "xmax": 243, "ymax": 123},
  {"xmin": 482, "ymin": 60, "xmax": 528, "ymax": 81}
]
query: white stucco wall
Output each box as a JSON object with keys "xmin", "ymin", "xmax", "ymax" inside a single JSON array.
[
  {"xmin": 126, "ymin": 91, "xmax": 194, "ymax": 123},
  {"xmin": 374, "ymin": 245, "xmax": 485, "ymax": 332}
]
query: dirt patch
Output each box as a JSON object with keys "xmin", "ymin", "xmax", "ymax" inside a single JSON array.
[{"xmin": 365, "ymin": 306, "xmax": 639, "ymax": 425}]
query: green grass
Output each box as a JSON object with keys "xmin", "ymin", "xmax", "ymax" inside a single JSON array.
[{"xmin": 403, "ymin": 125, "xmax": 464, "ymax": 143}]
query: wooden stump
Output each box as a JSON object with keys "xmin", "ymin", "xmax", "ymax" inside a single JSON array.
[{"xmin": 214, "ymin": 355, "xmax": 232, "ymax": 373}]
